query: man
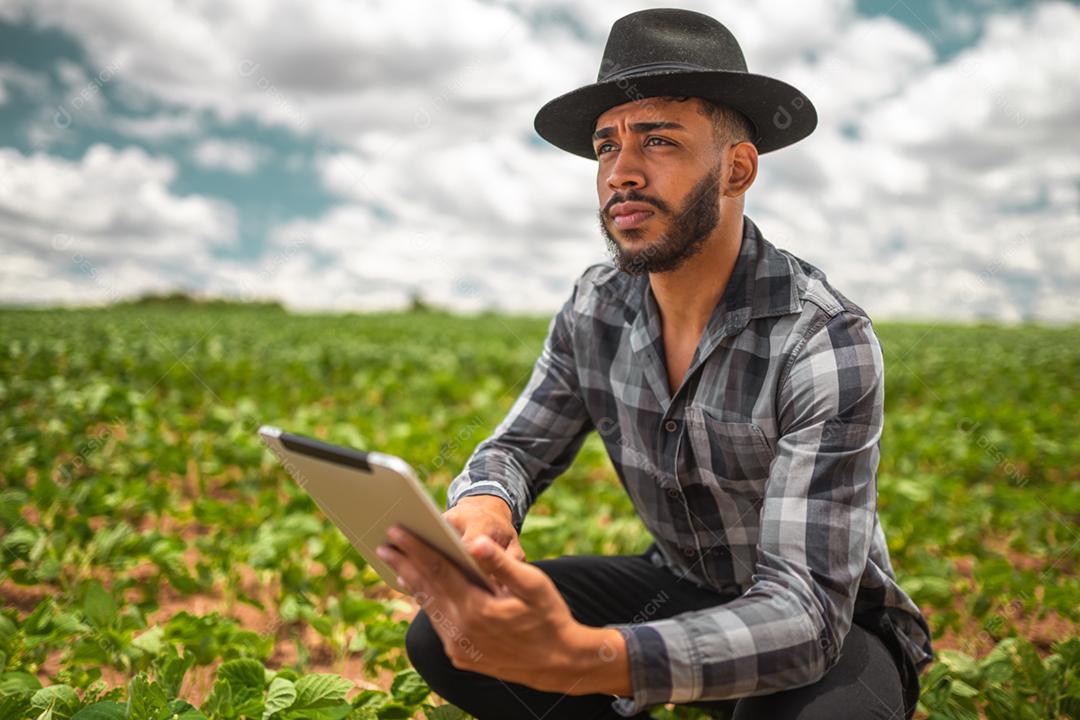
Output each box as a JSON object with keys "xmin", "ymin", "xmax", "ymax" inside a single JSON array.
[{"xmin": 378, "ymin": 9, "xmax": 933, "ymax": 719}]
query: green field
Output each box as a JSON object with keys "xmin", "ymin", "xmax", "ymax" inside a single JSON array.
[{"xmin": 1, "ymin": 302, "xmax": 1077, "ymax": 719}]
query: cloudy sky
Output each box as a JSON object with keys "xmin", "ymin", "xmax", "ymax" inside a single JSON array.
[{"xmin": 0, "ymin": 0, "xmax": 1077, "ymax": 321}]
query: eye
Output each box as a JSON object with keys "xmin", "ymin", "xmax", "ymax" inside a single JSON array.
[{"xmin": 595, "ymin": 136, "xmax": 672, "ymax": 157}]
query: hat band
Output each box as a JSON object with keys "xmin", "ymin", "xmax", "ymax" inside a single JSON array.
[{"xmin": 600, "ymin": 60, "xmax": 713, "ymax": 83}]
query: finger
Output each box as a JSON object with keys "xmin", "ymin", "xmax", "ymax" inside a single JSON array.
[
  {"xmin": 444, "ymin": 513, "xmax": 466, "ymax": 536},
  {"xmin": 380, "ymin": 543, "xmax": 473, "ymax": 647},
  {"xmin": 467, "ymin": 536, "xmax": 549, "ymax": 602},
  {"xmin": 388, "ymin": 524, "xmax": 473, "ymax": 603},
  {"xmin": 457, "ymin": 525, "xmax": 522, "ymax": 559},
  {"xmin": 462, "ymin": 529, "xmax": 520, "ymax": 560},
  {"xmin": 375, "ymin": 542, "xmax": 426, "ymax": 598}
]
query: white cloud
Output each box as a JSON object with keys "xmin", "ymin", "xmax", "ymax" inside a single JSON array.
[
  {"xmin": 1, "ymin": 0, "xmax": 1077, "ymax": 321},
  {"xmin": 0, "ymin": 144, "xmax": 237, "ymax": 304},
  {"xmin": 0, "ymin": 62, "xmax": 50, "ymax": 105},
  {"xmin": 277, "ymin": 132, "xmax": 611, "ymax": 313},
  {"xmin": 112, "ymin": 111, "xmax": 203, "ymax": 140},
  {"xmin": 744, "ymin": 1, "xmax": 1080, "ymax": 323},
  {"xmin": 191, "ymin": 138, "xmax": 267, "ymax": 174},
  {"xmin": 254, "ymin": 203, "xmax": 608, "ymax": 314},
  {"xmin": 3, "ymin": 0, "xmax": 549, "ymax": 142}
]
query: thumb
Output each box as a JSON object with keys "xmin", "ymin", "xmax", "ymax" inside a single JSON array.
[{"xmin": 469, "ymin": 536, "xmax": 545, "ymax": 600}]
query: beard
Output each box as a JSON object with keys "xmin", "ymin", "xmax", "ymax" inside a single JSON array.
[{"xmin": 598, "ymin": 160, "xmax": 722, "ymax": 276}]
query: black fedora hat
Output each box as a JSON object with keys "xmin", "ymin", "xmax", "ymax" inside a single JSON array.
[{"xmin": 534, "ymin": 8, "xmax": 817, "ymax": 159}]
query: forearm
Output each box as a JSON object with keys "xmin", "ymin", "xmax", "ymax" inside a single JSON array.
[{"xmin": 604, "ymin": 582, "xmax": 835, "ymax": 715}]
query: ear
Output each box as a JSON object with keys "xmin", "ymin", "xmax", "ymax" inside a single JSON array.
[{"xmin": 725, "ymin": 140, "xmax": 758, "ymax": 198}]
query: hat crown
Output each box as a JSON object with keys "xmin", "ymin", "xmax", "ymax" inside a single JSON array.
[
  {"xmin": 597, "ymin": 9, "xmax": 748, "ymax": 84},
  {"xmin": 532, "ymin": 7, "xmax": 817, "ymax": 159}
]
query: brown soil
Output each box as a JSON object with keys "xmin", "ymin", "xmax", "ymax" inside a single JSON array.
[{"xmin": 922, "ymin": 544, "xmax": 1076, "ymax": 659}]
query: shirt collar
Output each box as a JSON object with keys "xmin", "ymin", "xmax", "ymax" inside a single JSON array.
[{"xmin": 626, "ymin": 214, "xmax": 803, "ymax": 401}]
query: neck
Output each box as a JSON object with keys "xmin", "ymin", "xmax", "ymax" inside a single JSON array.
[{"xmin": 649, "ymin": 210, "xmax": 744, "ymax": 339}]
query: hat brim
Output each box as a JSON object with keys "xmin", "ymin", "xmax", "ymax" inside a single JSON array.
[{"xmin": 533, "ymin": 70, "xmax": 817, "ymax": 159}]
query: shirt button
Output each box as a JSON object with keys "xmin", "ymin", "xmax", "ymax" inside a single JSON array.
[{"xmin": 664, "ymin": 419, "xmax": 678, "ymax": 432}]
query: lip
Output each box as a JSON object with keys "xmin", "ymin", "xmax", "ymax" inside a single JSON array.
[
  {"xmin": 609, "ymin": 201, "xmax": 657, "ymax": 229},
  {"xmin": 612, "ymin": 210, "xmax": 654, "ymax": 229},
  {"xmin": 610, "ymin": 201, "xmax": 655, "ymax": 218}
]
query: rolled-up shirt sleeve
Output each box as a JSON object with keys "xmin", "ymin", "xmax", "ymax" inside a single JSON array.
[
  {"xmin": 606, "ymin": 310, "xmax": 884, "ymax": 716},
  {"xmin": 445, "ymin": 271, "xmax": 595, "ymax": 533}
]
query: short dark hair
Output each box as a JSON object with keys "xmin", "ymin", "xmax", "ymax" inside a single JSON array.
[{"xmin": 661, "ymin": 95, "xmax": 755, "ymax": 149}]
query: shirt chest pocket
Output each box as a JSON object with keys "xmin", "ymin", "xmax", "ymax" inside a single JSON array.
[{"xmin": 683, "ymin": 406, "xmax": 774, "ymax": 495}]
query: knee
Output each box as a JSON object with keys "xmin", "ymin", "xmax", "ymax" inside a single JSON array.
[
  {"xmin": 404, "ymin": 608, "xmax": 495, "ymax": 716},
  {"xmin": 731, "ymin": 623, "xmax": 904, "ymax": 720},
  {"xmin": 404, "ymin": 608, "xmax": 451, "ymax": 688}
]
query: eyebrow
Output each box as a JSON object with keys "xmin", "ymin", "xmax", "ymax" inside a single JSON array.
[{"xmin": 592, "ymin": 121, "xmax": 687, "ymax": 142}]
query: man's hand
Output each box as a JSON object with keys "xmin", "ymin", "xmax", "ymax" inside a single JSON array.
[
  {"xmin": 444, "ymin": 494, "xmax": 526, "ymax": 561},
  {"xmin": 376, "ymin": 524, "xmax": 631, "ymax": 697}
]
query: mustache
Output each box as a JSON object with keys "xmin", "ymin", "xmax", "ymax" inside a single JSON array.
[{"xmin": 603, "ymin": 191, "xmax": 668, "ymax": 216}]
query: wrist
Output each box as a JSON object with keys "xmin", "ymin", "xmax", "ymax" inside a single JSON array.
[
  {"xmin": 457, "ymin": 493, "xmax": 514, "ymax": 524},
  {"xmin": 561, "ymin": 624, "xmax": 632, "ymax": 697}
]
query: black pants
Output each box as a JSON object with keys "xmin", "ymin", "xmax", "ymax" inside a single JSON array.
[{"xmin": 405, "ymin": 547, "xmax": 918, "ymax": 719}]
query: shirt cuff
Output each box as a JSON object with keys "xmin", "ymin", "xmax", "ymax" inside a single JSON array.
[{"xmin": 605, "ymin": 618, "xmax": 703, "ymax": 716}]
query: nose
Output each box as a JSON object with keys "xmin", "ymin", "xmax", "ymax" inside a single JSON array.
[{"xmin": 603, "ymin": 142, "xmax": 647, "ymax": 193}]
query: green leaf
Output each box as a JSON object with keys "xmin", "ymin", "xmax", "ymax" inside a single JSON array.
[
  {"xmin": 202, "ymin": 679, "xmax": 232, "ymax": 719},
  {"xmin": 21, "ymin": 599, "xmax": 56, "ymax": 637},
  {"xmin": 389, "ymin": 670, "xmax": 428, "ymax": 707},
  {"xmin": 349, "ymin": 690, "xmax": 388, "ymax": 710},
  {"xmin": 71, "ymin": 701, "xmax": 126, "ymax": 720},
  {"xmin": 951, "ymin": 678, "xmax": 979, "ymax": 698},
  {"xmin": 1015, "ymin": 640, "xmax": 1047, "ymax": 685},
  {"xmin": 205, "ymin": 659, "xmax": 266, "ymax": 719},
  {"xmin": 338, "ymin": 596, "xmax": 387, "ymax": 625},
  {"xmin": 423, "ymin": 706, "xmax": 466, "ymax": 720},
  {"xmin": 903, "ymin": 576, "xmax": 954, "ymax": 607},
  {"xmin": 151, "ymin": 646, "xmax": 195, "ymax": 700},
  {"xmin": 0, "ymin": 613, "xmax": 18, "ymax": 640},
  {"xmin": 1, "ymin": 526, "xmax": 41, "ymax": 560},
  {"xmin": 162, "ymin": 699, "xmax": 208, "ymax": 720},
  {"xmin": 82, "ymin": 582, "xmax": 117, "ymax": 629},
  {"xmin": 0, "ymin": 691, "xmax": 34, "ymax": 720},
  {"xmin": 235, "ymin": 688, "xmax": 266, "ymax": 718},
  {"xmin": 31, "ymin": 685, "xmax": 81, "ymax": 720},
  {"xmin": 125, "ymin": 675, "xmax": 167, "ymax": 720},
  {"xmin": 279, "ymin": 674, "xmax": 353, "ymax": 720},
  {"xmin": 0, "ymin": 671, "xmax": 43, "ymax": 694},
  {"xmin": 283, "ymin": 706, "xmax": 351, "ymax": 720},
  {"xmin": 938, "ymin": 649, "xmax": 979, "ymax": 682},
  {"xmin": 262, "ymin": 677, "xmax": 297, "ymax": 720},
  {"xmin": 270, "ymin": 669, "xmax": 300, "ymax": 684},
  {"xmin": 215, "ymin": 659, "xmax": 267, "ymax": 693},
  {"xmin": 130, "ymin": 626, "xmax": 164, "ymax": 657},
  {"xmin": 292, "ymin": 674, "xmax": 353, "ymax": 709}
]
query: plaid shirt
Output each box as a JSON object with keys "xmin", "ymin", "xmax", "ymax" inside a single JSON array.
[{"xmin": 446, "ymin": 214, "xmax": 934, "ymax": 716}]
